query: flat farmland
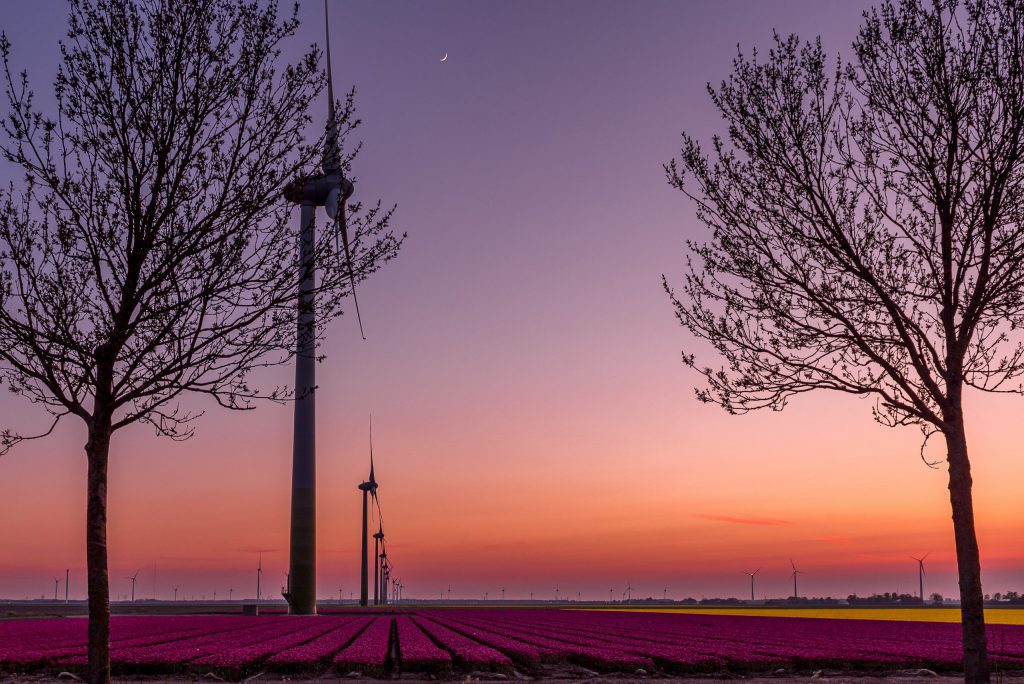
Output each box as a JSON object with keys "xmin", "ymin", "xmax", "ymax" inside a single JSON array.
[{"xmin": 4, "ymin": 608, "xmax": 1024, "ymax": 680}]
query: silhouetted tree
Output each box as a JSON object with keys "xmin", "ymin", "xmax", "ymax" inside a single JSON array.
[
  {"xmin": 665, "ymin": 1, "xmax": 1024, "ymax": 681},
  {"xmin": 0, "ymin": 1, "xmax": 401, "ymax": 682}
]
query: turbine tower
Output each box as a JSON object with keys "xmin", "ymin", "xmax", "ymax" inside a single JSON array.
[
  {"xmin": 379, "ymin": 550, "xmax": 389, "ymax": 606},
  {"xmin": 373, "ymin": 524, "xmax": 384, "ymax": 605},
  {"xmin": 790, "ymin": 559, "xmax": 804, "ymax": 599},
  {"xmin": 283, "ymin": 0, "xmax": 365, "ymax": 616},
  {"xmin": 129, "ymin": 569, "xmax": 141, "ymax": 602},
  {"xmin": 744, "ymin": 568, "xmax": 760, "ymax": 602},
  {"xmin": 256, "ymin": 553, "xmax": 263, "ymax": 614},
  {"xmin": 912, "ymin": 553, "xmax": 930, "ymax": 601},
  {"xmin": 358, "ymin": 424, "xmax": 378, "ymax": 606}
]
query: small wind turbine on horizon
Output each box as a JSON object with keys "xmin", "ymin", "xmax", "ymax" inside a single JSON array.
[
  {"xmin": 744, "ymin": 568, "xmax": 760, "ymax": 602},
  {"xmin": 257, "ymin": 553, "xmax": 264, "ymax": 608},
  {"xmin": 129, "ymin": 569, "xmax": 141, "ymax": 602},
  {"xmin": 790, "ymin": 560, "xmax": 804, "ymax": 599},
  {"xmin": 912, "ymin": 553, "xmax": 930, "ymax": 601},
  {"xmin": 624, "ymin": 581, "xmax": 635, "ymax": 601},
  {"xmin": 173, "ymin": 586, "xmax": 179, "ymax": 602},
  {"xmin": 54, "ymin": 577, "xmax": 60, "ymax": 601}
]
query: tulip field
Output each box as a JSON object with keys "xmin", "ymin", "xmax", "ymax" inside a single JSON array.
[{"xmin": 3, "ymin": 608, "xmax": 1024, "ymax": 678}]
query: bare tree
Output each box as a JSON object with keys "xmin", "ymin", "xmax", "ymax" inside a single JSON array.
[
  {"xmin": 0, "ymin": 1, "xmax": 402, "ymax": 682},
  {"xmin": 665, "ymin": 1, "xmax": 1024, "ymax": 682}
]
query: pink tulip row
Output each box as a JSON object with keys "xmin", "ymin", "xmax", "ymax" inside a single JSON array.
[
  {"xmin": 421, "ymin": 609, "xmax": 1024, "ymax": 672},
  {"xmin": 5, "ymin": 609, "xmax": 1024, "ymax": 677},
  {"xmin": 410, "ymin": 615, "xmax": 514, "ymax": 671},
  {"xmin": 331, "ymin": 614, "xmax": 392, "ymax": 674},
  {"xmin": 425, "ymin": 611, "xmax": 654, "ymax": 671},
  {"xmin": 191, "ymin": 618, "xmax": 343, "ymax": 672},
  {"xmin": 394, "ymin": 615, "xmax": 451, "ymax": 672},
  {"xmin": 266, "ymin": 616, "xmax": 371, "ymax": 669}
]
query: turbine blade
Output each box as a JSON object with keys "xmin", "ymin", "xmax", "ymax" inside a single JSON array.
[
  {"xmin": 368, "ymin": 413, "xmax": 375, "ymax": 481},
  {"xmin": 339, "ymin": 205, "xmax": 366, "ymax": 339},
  {"xmin": 322, "ymin": 0, "xmax": 340, "ymax": 173}
]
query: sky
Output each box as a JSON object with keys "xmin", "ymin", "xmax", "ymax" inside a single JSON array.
[{"xmin": 2, "ymin": 0, "xmax": 1024, "ymax": 603}]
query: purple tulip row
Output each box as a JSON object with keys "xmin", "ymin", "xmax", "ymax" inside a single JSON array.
[
  {"xmin": 420, "ymin": 609, "xmax": 1024, "ymax": 672},
  {"xmin": 394, "ymin": 615, "xmax": 451, "ymax": 672},
  {"xmin": 425, "ymin": 611, "xmax": 654, "ymax": 671},
  {"xmin": 266, "ymin": 616, "xmax": 371, "ymax": 669},
  {"xmin": 331, "ymin": 613, "xmax": 392, "ymax": 674},
  {"xmin": 410, "ymin": 615, "xmax": 514, "ymax": 671},
  {"xmin": 5, "ymin": 609, "xmax": 1024, "ymax": 677}
]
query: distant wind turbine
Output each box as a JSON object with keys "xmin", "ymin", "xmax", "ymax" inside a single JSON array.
[
  {"xmin": 54, "ymin": 577, "xmax": 60, "ymax": 601},
  {"xmin": 173, "ymin": 586, "xmax": 179, "ymax": 602},
  {"xmin": 624, "ymin": 581, "xmax": 635, "ymax": 601},
  {"xmin": 790, "ymin": 560, "xmax": 804, "ymax": 599},
  {"xmin": 358, "ymin": 417, "xmax": 378, "ymax": 607},
  {"xmin": 257, "ymin": 553, "xmax": 264, "ymax": 610},
  {"xmin": 744, "ymin": 568, "xmax": 761, "ymax": 602},
  {"xmin": 129, "ymin": 569, "xmax": 141, "ymax": 602},
  {"xmin": 912, "ymin": 553, "xmax": 930, "ymax": 601}
]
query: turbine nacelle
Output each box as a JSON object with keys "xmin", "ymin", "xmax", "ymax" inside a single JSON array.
[{"xmin": 325, "ymin": 179, "xmax": 354, "ymax": 220}]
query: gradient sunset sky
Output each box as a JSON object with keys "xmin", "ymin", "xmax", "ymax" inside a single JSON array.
[{"xmin": 2, "ymin": 0, "xmax": 1023, "ymax": 603}]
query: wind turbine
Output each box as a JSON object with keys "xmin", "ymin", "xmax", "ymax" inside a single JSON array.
[
  {"xmin": 64, "ymin": 569, "xmax": 69, "ymax": 603},
  {"xmin": 378, "ymin": 540, "xmax": 389, "ymax": 606},
  {"xmin": 257, "ymin": 553, "xmax": 264, "ymax": 611},
  {"xmin": 624, "ymin": 582, "xmax": 635, "ymax": 601},
  {"xmin": 284, "ymin": 0, "xmax": 365, "ymax": 617},
  {"xmin": 744, "ymin": 568, "xmax": 760, "ymax": 602},
  {"xmin": 54, "ymin": 577, "xmax": 60, "ymax": 601},
  {"xmin": 373, "ymin": 523, "xmax": 384, "ymax": 605},
  {"xmin": 129, "ymin": 569, "xmax": 141, "ymax": 602},
  {"xmin": 358, "ymin": 418, "xmax": 378, "ymax": 606},
  {"xmin": 912, "ymin": 553, "xmax": 930, "ymax": 601},
  {"xmin": 790, "ymin": 560, "xmax": 804, "ymax": 599},
  {"xmin": 173, "ymin": 586, "xmax": 179, "ymax": 602}
]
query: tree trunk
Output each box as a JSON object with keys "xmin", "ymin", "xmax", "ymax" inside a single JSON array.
[
  {"xmin": 944, "ymin": 416, "xmax": 989, "ymax": 684},
  {"xmin": 85, "ymin": 411, "xmax": 113, "ymax": 684}
]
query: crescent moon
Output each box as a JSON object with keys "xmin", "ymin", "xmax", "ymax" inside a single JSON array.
[{"xmin": 440, "ymin": 52, "xmax": 448, "ymax": 62}]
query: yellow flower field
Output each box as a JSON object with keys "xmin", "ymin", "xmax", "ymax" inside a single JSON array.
[{"xmin": 591, "ymin": 607, "xmax": 1024, "ymax": 625}]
